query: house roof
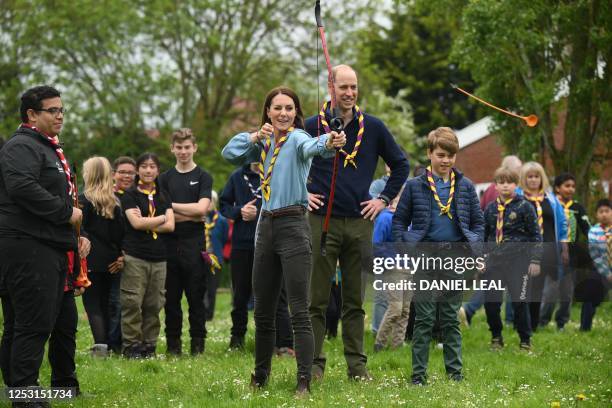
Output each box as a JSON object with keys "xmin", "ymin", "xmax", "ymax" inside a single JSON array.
[{"xmin": 455, "ymin": 116, "xmax": 494, "ymax": 149}]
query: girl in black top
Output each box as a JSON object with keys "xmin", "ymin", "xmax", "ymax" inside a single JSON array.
[
  {"xmin": 81, "ymin": 156, "xmax": 125, "ymax": 357},
  {"xmin": 120, "ymin": 153, "xmax": 174, "ymax": 358}
]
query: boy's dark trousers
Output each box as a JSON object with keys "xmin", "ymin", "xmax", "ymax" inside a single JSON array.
[
  {"xmin": 411, "ymin": 244, "xmax": 465, "ymax": 382},
  {"xmin": 164, "ymin": 234, "xmax": 207, "ymax": 343},
  {"xmin": 483, "ymin": 253, "xmax": 532, "ymax": 343}
]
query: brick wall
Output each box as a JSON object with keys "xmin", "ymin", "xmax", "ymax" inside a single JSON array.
[{"xmin": 454, "ymin": 134, "xmax": 504, "ymax": 184}]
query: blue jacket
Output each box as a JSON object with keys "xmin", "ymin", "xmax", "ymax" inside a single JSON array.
[
  {"xmin": 219, "ymin": 165, "xmax": 261, "ymax": 251},
  {"xmin": 391, "ymin": 169, "xmax": 484, "ymax": 243},
  {"xmin": 208, "ymin": 210, "xmax": 229, "ymax": 261}
]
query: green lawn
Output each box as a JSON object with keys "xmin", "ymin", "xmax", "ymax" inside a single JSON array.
[{"xmin": 4, "ymin": 291, "xmax": 611, "ymax": 407}]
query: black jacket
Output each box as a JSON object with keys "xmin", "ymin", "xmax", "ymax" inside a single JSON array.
[
  {"xmin": 0, "ymin": 126, "xmax": 76, "ymax": 251},
  {"xmin": 483, "ymin": 195, "xmax": 543, "ymax": 262}
]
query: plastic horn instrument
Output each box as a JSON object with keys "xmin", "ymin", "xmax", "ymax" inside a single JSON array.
[{"xmin": 453, "ymin": 85, "xmax": 538, "ymax": 127}]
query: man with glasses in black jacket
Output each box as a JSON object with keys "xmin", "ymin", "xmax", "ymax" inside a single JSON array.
[{"xmin": 0, "ymin": 86, "xmax": 88, "ymax": 405}]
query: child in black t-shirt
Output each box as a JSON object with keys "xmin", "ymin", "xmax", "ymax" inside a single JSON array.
[
  {"xmin": 120, "ymin": 153, "xmax": 174, "ymax": 358},
  {"xmin": 482, "ymin": 167, "xmax": 542, "ymax": 350},
  {"xmin": 158, "ymin": 128, "xmax": 213, "ymax": 356}
]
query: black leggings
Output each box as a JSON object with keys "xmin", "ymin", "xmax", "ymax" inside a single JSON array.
[
  {"xmin": 82, "ymin": 271, "xmax": 113, "ymax": 344},
  {"xmin": 252, "ymin": 211, "xmax": 314, "ymax": 382}
]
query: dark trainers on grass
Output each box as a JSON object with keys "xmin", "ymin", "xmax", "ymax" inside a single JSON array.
[
  {"xmin": 348, "ymin": 370, "xmax": 373, "ymax": 382},
  {"xmin": 449, "ymin": 373, "xmax": 464, "ymax": 382},
  {"xmin": 229, "ymin": 335, "xmax": 245, "ymax": 350},
  {"xmin": 295, "ymin": 375, "xmax": 311, "ymax": 396},
  {"xmin": 411, "ymin": 375, "xmax": 426, "ymax": 386},
  {"xmin": 490, "ymin": 337, "xmax": 504, "ymax": 351},
  {"xmin": 373, "ymin": 343, "xmax": 384, "ymax": 352},
  {"xmin": 191, "ymin": 337, "xmax": 205, "ymax": 355},
  {"xmin": 166, "ymin": 337, "xmax": 182, "ymax": 356},
  {"xmin": 122, "ymin": 344, "xmax": 143, "ymax": 359},
  {"xmin": 250, "ymin": 373, "xmax": 268, "ymax": 389},
  {"xmin": 519, "ymin": 341, "xmax": 532, "ymax": 351}
]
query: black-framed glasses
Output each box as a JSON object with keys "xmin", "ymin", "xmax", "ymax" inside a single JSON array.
[
  {"xmin": 116, "ymin": 170, "xmax": 136, "ymax": 176},
  {"xmin": 35, "ymin": 107, "xmax": 67, "ymax": 116}
]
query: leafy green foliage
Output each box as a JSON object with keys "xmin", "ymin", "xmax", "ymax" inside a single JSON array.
[
  {"xmin": 452, "ymin": 0, "xmax": 611, "ymax": 202},
  {"xmin": 360, "ymin": 0, "xmax": 481, "ymax": 138}
]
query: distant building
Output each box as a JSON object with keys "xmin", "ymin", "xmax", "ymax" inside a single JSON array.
[{"xmin": 454, "ymin": 116, "xmax": 610, "ymax": 199}]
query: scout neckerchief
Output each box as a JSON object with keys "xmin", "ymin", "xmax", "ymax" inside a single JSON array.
[
  {"xmin": 524, "ymin": 190, "xmax": 544, "ymax": 235},
  {"xmin": 258, "ymin": 127, "xmax": 293, "ymax": 201},
  {"xmin": 559, "ymin": 197, "xmax": 576, "ymax": 242},
  {"xmin": 426, "ymin": 166, "xmax": 456, "ymax": 219},
  {"xmin": 21, "ymin": 124, "xmax": 86, "ymax": 291},
  {"xmin": 113, "ymin": 183, "xmax": 125, "ymax": 195},
  {"xmin": 319, "ymin": 101, "xmax": 364, "ymax": 168},
  {"xmin": 204, "ymin": 211, "xmax": 221, "ymax": 273},
  {"xmin": 21, "ymin": 123, "xmax": 75, "ymax": 200},
  {"xmin": 495, "ymin": 196, "xmax": 514, "ymax": 244},
  {"xmin": 137, "ymin": 179, "xmax": 158, "ymax": 239},
  {"xmin": 243, "ymin": 173, "xmax": 262, "ymax": 199}
]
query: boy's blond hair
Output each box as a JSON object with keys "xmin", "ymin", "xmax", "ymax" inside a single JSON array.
[{"xmin": 427, "ymin": 127, "xmax": 459, "ymax": 154}]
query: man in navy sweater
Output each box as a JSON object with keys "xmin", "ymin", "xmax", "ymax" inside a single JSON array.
[{"xmin": 306, "ymin": 65, "xmax": 410, "ymax": 381}]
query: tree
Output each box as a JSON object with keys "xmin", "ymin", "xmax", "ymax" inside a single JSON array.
[
  {"xmin": 452, "ymin": 0, "xmax": 611, "ymax": 203},
  {"xmin": 0, "ymin": 1, "xmax": 44, "ymax": 139},
  {"xmin": 359, "ymin": 0, "xmax": 481, "ymax": 138}
]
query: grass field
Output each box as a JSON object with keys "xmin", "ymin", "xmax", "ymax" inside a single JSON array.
[{"xmin": 3, "ymin": 291, "xmax": 611, "ymax": 407}]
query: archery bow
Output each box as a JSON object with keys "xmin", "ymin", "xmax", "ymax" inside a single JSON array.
[{"xmin": 315, "ymin": 0, "xmax": 343, "ymax": 256}]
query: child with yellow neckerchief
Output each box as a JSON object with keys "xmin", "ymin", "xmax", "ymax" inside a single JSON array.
[
  {"xmin": 392, "ymin": 127, "xmax": 484, "ymax": 385},
  {"xmin": 481, "ymin": 167, "xmax": 542, "ymax": 351},
  {"xmin": 540, "ymin": 172, "xmax": 590, "ymax": 329}
]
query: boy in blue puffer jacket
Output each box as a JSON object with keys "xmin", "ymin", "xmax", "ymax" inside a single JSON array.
[{"xmin": 392, "ymin": 127, "xmax": 484, "ymax": 385}]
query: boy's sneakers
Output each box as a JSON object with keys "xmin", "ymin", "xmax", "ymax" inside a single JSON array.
[
  {"xmin": 519, "ymin": 341, "xmax": 532, "ymax": 351},
  {"xmin": 250, "ymin": 373, "xmax": 268, "ymax": 390},
  {"xmin": 91, "ymin": 343, "xmax": 109, "ymax": 358},
  {"xmin": 411, "ymin": 375, "xmax": 426, "ymax": 386},
  {"xmin": 122, "ymin": 344, "xmax": 143, "ymax": 359},
  {"xmin": 449, "ymin": 373, "xmax": 464, "ymax": 382},
  {"xmin": 229, "ymin": 335, "xmax": 245, "ymax": 350},
  {"xmin": 490, "ymin": 337, "xmax": 504, "ymax": 351},
  {"xmin": 373, "ymin": 343, "xmax": 384, "ymax": 353}
]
